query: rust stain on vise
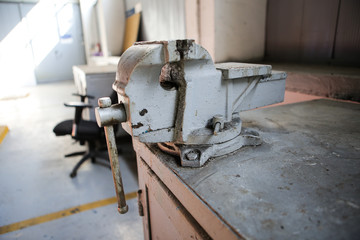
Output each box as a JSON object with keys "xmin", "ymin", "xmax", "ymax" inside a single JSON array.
[
  {"xmin": 139, "ymin": 109, "xmax": 148, "ymax": 116},
  {"xmin": 159, "ymin": 63, "xmax": 183, "ymax": 91},
  {"xmin": 176, "ymin": 39, "xmax": 194, "ymax": 59},
  {"xmin": 132, "ymin": 122, "xmax": 144, "ymax": 129},
  {"xmin": 135, "ymin": 40, "xmax": 169, "ymax": 62}
]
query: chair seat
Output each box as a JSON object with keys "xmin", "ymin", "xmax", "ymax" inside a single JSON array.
[
  {"xmin": 76, "ymin": 120, "xmax": 101, "ymax": 140},
  {"xmin": 53, "ymin": 119, "xmax": 101, "ymax": 140},
  {"xmin": 53, "ymin": 119, "xmax": 72, "ymax": 136}
]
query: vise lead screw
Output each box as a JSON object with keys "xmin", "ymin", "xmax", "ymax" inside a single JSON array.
[{"xmin": 97, "ymin": 97, "xmax": 128, "ymax": 214}]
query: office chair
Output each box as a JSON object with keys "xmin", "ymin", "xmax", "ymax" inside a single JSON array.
[{"xmin": 53, "ymin": 93, "xmax": 110, "ymax": 178}]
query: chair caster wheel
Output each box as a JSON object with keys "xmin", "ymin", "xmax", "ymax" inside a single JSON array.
[{"xmin": 70, "ymin": 172, "xmax": 77, "ymax": 178}]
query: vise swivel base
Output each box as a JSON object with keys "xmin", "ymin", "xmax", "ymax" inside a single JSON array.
[{"xmin": 95, "ymin": 39, "xmax": 286, "ymax": 212}]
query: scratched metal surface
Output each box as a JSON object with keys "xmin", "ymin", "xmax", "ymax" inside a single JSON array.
[{"xmin": 149, "ymin": 99, "xmax": 360, "ymax": 239}]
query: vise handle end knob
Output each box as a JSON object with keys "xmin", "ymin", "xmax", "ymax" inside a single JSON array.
[
  {"xmin": 98, "ymin": 97, "xmax": 112, "ymax": 108},
  {"xmin": 95, "ymin": 97, "xmax": 127, "ymax": 128}
]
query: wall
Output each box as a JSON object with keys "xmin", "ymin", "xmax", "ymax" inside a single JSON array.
[
  {"xmin": 33, "ymin": 2, "xmax": 86, "ymax": 83},
  {"xmin": 0, "ymin": 0, "xmax": 86, "ymax": 89},
  {"xmin": 79, "ymin": 0, "xmax": 100, "ymax": 62},
  {"xmin": 123, "ymin": 0, "xmax": 267, "ymax": 63},
  {"xmin": 186, "ymin": 0, "xmax": 267, "ymax": 63},
  {"xmin": 0, "ymin": 2, "xmax": 37, "ymax": 90},
  {"xmin": 101, "ymin": 0, "xmax": 125, "ymax": 56},
  {"xmin": 333, "ymin": 0, "xmax": 360, "ymax": 66},
  {"xmin": 266, "ymin": 0, "xmax": 360, "ymax": 66},
  {"xmin": 125, "ymin": 0, "xmax": 186, "ymax": 41},
  {"xmin": 80, "ymin": 0, "xmax": 126, "ymax": 61},
  {"xmin": 214, "ymin": 0, "xmax": 267, "ymax": 62}
]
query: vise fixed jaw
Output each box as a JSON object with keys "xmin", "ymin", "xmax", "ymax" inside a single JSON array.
[{"xmin": 96, "ymin": 39, "xmax": 286, "ymax": 168}]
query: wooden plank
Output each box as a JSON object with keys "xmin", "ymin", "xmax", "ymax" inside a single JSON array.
[{"xmin": 122, "ymin": 11, "xmax": 141, "ymax": 53}]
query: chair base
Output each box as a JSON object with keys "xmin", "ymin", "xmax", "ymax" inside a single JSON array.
[
  {"xmin": 65, "ymin": 151, "xmax": 86, "ymax": 158},
  {"xmin": 67, "ymin": 150, "xmax": 111, "ymax": 178},
  {"xmin": 64, "ymin": 141, "xmax": 123, "ymax": 178}
]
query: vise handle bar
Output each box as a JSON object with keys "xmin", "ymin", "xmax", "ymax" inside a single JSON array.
[{"xmin": 96, "ymin": 97, "xmax": 128, "ymax": 214}]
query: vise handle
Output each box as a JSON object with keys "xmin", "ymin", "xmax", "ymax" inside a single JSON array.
[{"xmin": 96, "ymin": 97, "xmax": 128, "ymax": 214}]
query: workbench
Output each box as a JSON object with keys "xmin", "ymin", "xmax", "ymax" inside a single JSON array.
[{"xmin": 134, "ymin": 99, "xmax": 360, "ymax": 239}]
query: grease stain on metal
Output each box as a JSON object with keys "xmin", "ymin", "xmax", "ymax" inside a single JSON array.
[
  {"xmin": 132, "ymin": 122, "xmax": 144, "ymax": 129},
  {"xmin": 139, "ymin": 109, "xmax": 148, "ymax": 116}
]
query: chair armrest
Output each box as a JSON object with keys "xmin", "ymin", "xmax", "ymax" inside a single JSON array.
[
  {"xmin": 64, "ymin": 102, "xmax": 92, "ymax": 108},
  {"xmin": 72, "ymin": 93, "xmax": 95, "ymax": 102},
  {"xmin": 64, "ymin": 102, "xmax": 93, "ymax": 130}
]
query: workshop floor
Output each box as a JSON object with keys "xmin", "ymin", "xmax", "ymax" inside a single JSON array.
[{"xmin": 0, "ymin": 81, "xmax": 143, "ymax": 239}]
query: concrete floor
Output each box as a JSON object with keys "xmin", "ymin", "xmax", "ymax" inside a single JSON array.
[{"xmin": 0, "ymin": 81, "xmax": 143, "ymax": 239}]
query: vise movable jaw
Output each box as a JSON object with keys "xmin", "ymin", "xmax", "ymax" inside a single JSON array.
[{"xmin": 96, "ymin": 39, "xmax": 286, "ymax": 167}]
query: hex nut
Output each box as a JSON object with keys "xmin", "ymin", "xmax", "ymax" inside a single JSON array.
[{"xmin": 185, "ymin": 150, "xmax": 200, "ymax": 161}]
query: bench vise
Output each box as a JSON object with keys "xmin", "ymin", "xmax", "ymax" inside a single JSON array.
[{"xmin": 95, "ymin": 39, "xmax": 286, "ymax": 213}]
